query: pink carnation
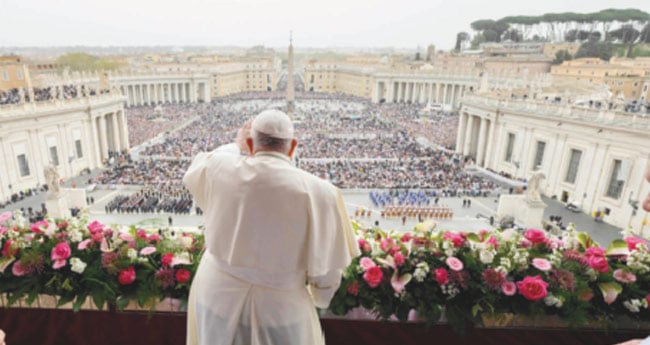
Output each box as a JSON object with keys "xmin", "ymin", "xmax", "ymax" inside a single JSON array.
[
  {"xmin": 12, "ymin": 261, "xmax": 29, "ymax": 276},
  {"xmin": 119, "ymin": 233, "xmax": 134, "ymax": 242},
  {"xmin": 78, "ymin": 239, "xmax": 92, "ymax": 250},
  {"xmin": 446, "ymin": 256, "xmax": 464, "ymax": 271},
  {"xmin": 139, "ymin": 246, "xmax": 157, "ymax": 256},
  {"xmin": 442, "ymin": 232, "xmax": 465, "ymax": 248},
  {"xmin": 625, "ymin": 237, "xmax": 647, "ymax": 251},
  {"xmin": 434, "ymin": 268, "xmax": 449, "ymax": 285},
  {"xmin": 613, "ymin": 269, "xmax": 636, "ymax": 284},
  {"xmin": 585, "ymin": 247, "xmax": 609, "ymax": 273},
  {"xmin": 360, "ymin": 257, "xmax": 376, "ymax": 271},
  {"xmin": 52, "ymin": 260, "xmax": 66, "ymax": 269},
  {"xmin": 532, "ymin": 258, "xmax": 552, "ymax": 271},
  {"xmin": 136, "ymin": 230, "xmax": 148, "ymax": 239},
  {"xmin": 486, "ymin": 236, "xmax": 498, "ymax": 249},
  {"xmin": 363, "ymin": 266, "xmax": 384, "ymax": 288},
  {"xmin": 501, "ymin": 281, "xmax": 517, "ymax": 296},
  {"xmin": 393, "ymin": 252, "xmax": 405, "ymax": 266},
  {"xmin": 380, "ymin": 238, "xmax": 394, "ymax": 252},
  {"xmin": 147, "ymin": 234, "xmax": 161, "ymax": 243},
  {"xmin": 400, "ymin": 232, "xmax": 412, "ymax": 242}
]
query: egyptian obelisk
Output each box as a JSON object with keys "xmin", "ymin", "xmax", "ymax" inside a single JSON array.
[{"xmin": 286, "ymin": 32, "xmax": 295, "ymax": 118}]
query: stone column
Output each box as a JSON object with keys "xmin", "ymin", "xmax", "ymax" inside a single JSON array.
[
  {"xmin": 119, "ymin": 111, "xmax": 130, "ymax": 150},
  {"xmin": 386, "ymin": 81, "xmax": 393, "ymax": 103},
  {"xmin": 179, "ymin": 83, "xmax": 185, "ymax": 103},
  {"xmin": 98, "ymin": 115, "xmax": 109, "ymax": 162},
  {"xmin": 463, "ymin": 114, "xmax": 474, "ymax": 156},
  {"xmin": 111, "ymin": 113, "xmax": 121, "ymax": 152},
  {"xmin": 476, "ymin": 117, "xmax": 487, "ymax": 166},
  {"xmin": 88, "ymin": 118, "xmax": 101, "ymax": 168},
  {"xmin": 455, "ymin": 112, "xmax": 466, "ymax": 154},
  {"xmin": 190, "ymin": 83, "xmax": 197, "ymax": 103},
  {"xmin": 450, "ymin": 84, "xmax": 457, "ymax": 108},
  {"xmin": 442, "ymin": 84, "xmax": 448, "ymax": 105},
  {"xmin": 139, "ymin": 85, "xmax": 144, "ymax": 105},
  {"xmin": 124, "ymin": 86, "xmax": 131, "ymax": 107},
  {"xmin": 145, "ymin": 84, "xmax": 151, "ymax": 105},
  {"xmin": 434, "ymin": 83, "xmax": 440, "ymax": 103},
  {"xmin": 28, "ymin": 129, "xmax": 45, "ymax": 184},
  {"xmin": 483, "ymin": 118, "xmax": 496, "ymax": 168}
]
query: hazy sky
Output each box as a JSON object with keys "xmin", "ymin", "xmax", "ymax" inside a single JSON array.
[{"xmin": 1, "ymin": 0, "xmax": 648, "ymax": 49}]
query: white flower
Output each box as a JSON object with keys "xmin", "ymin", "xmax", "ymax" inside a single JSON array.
[
  {"xmin": 70, "ymin": 257, "xmax": 87, "ymax": 274},
  {"xmin": 544, "ymin": 295, "xmax": 563, "ymax": 308},
  {"xmin": 479, "ymin": 248, "xmax": 496, "ymax": 264},
  {"xmin": 623, "ymin": 299, "xmax": 643, "ymax": 313},
  {"xmin": 413, "ymin": 262, "xmax": 430, "ymax": 282},
  {"xmin": 127, "ymin": 248, "xmax": 137, "ymax": 260},
  {"xmin": 171, "ymin": 251, "xmax": 192, "ymax": 267},
  {"xmin": 68, "ymin": 229, "xmax": 83, "ymax": 243},
  {"xmin": 180, "ymin": 236, "xmax": 193, "ymax": 249}
]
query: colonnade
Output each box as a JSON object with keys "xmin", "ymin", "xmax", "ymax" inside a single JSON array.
[
  {"xmin": 373, "ymin": 80, "xmax": 472, "ymax": 108},
  {"xmin": 456, "ymin": 112, "xmax": 496, "ymax": 168},
  {"xmin": 89, "ymin": 110, "xmax": 130, "ymax": 164},
  {"xmin": 119, "ymin": 81, "xmax": 198, "ymax": 107}
]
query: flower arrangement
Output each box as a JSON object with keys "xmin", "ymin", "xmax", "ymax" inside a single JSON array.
[
  {"xmin": 0, "ymin": 210, "xmax": 203, "ymax": 311},
  {"xmin": 2, "ymin": 211, "xmax": 649, "ymax": 333},
  {"xmin": 329, "ymin": 221, "xmax": 650, "ymax": 332}
]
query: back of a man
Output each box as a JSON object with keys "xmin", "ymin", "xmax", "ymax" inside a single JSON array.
[{"xmin": 184, "ymin": 110, "xmax": 359, "ymax": 345}]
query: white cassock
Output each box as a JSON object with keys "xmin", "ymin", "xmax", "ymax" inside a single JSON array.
[{"xmin": 183, "ymin": 145, "xmax": 360, "ymax": 345}]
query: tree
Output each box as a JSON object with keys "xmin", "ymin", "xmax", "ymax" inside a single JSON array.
[
  {"xmin": 56, "ymin": 52, "xmax": 123, "ymax": 71},
  {"xmin": 553, "ymin": 50, "xmax": 573, "ymax": 64},
  {"xmin": 640, "ymin": 23, "xmax": 650, "ymax": 43},
  {"xmin": 470, "ymin": 33, "xmax": 486, "ymax": 49},
  {"xmin": 483, "ymin": 29, "xmax": 499, "ymax": 42},
  {"xmin": 455, "ymin": 32, "xmax": 470, "ymax": 51},
  {"xmin": 608, "ymin": 25, "xmax": 642, "ymax": 57},
  {"xmin": 575, "ymin": 41, "xmax": 614, "ymax": 61}
]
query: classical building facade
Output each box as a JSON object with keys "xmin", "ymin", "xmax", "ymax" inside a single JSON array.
[
  {"xmin": 0, "ymin": 94, "xmax": 127, "ymax": 201},
  {"xmin": 110, "ymin": 71, "xmax": 211, "ymax": 107},
  {"xmin": 457, "ymin": 95, "xmax": 650, "ymax": 230}
]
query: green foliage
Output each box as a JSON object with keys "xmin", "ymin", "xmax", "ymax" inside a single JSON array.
[
  {"xmin": 553, "ymin": 50, "xmax": 573, "ymax": 65},
  {"xmin": 576, "ymin": 41, "xmax": 615, "ymax": 60},
  {"xmin": 56, "ymin": 52, "xmax": 123, "ymax": 72},
  {"xmin": 496, "ymin": 8, "xmax": 649, "ymax": 25},
  {"xmin": 483, "ymin": 29, "xmax": 499, "ymax": 42},
  {"xmin": 455, "ymin": 32, "xmax": 470, "ymax": 51}
]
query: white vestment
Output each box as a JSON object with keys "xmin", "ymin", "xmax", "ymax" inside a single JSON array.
[{"xmin": 183, "ymin": 147, "xmax": 360, "ymax": 345}]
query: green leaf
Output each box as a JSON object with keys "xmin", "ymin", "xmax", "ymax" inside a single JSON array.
[
  {"xmin": 57, "ymin": 294, "xmax": 74, "ymax": 307},
  {"xmin": 466, "ymin": 233, "xmax": 480, "ymax": 242},
  {"xmin": 73, "ymin": 294, "xmax": 88, "ymax": 312},
  {"xmin": 598, "ymin": 282, "xmax": 622, "ymax": 304},
  {"xmin": 606, "ymin": 239, "xmax": 629, "ymax": 256},
  {"xmin": 471, "ymin": 304, "xmax": 483, "ymax": 317}
]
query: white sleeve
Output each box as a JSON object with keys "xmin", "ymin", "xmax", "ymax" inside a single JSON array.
[
  {"xmin": 213, "ymin": 143, "xmax": 240, "ymax": 155},
  {"xmin": 307, "ymin": 269, "xmax": 343, "ymax": 309}
]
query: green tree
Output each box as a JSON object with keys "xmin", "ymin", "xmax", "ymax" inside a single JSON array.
[
  {"xmin": 575, "ymin": 41, "xmax": 614, "ymax": 60},
  {"xmin": 483, "ymin": 29, "xmax": 499, "ymax": 42},
  {"xmin": 455, "ymin": 32, "xmax": 470, "ymax": 51},
  {"xmin": 56, "ymin": 52, "xmax": 124, "ymax": 72},
  {"xmin": 553, "ymin": 50, "xmax": 573, "ymax": 64}
]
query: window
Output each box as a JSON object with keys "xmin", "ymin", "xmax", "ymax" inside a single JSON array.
[
  {"xmin": 75, "ymin": 140, "xmax": 83, "ymax": 158},
  {"xmin": 49, "ymin": 146, "xmax": 59, "ymax": 166},
  {"xmin": 564, "ymin": 149, "xmax": 582, "ymax": 184},
  {"xmin": 605, "ymin": 160, "xmax": 624, "ymax": 199},
  {"xmin": 17, "ymin": 154, "xmax": 30, "ymax": 177},
  {"xmin": 504, "ymin": 133, "xmax": 515, "ymax": 162},
  {"xmin": 16, "ymin": 69, "xmax": 23, "ymax": 80},
  {"xmin": 1, "ymin": 70, "xmax": 8, "ymax": 81},
  {"xmin": 533, "ymin": 141, "xmax": 545, "ymax": 169}
]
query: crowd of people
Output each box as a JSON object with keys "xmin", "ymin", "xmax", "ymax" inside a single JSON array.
[
  {"xmin": 104, "ymin": 185, "xmax": 193, "ymax": 215},
  {"xmin": 0, "ymin": 85, "xmax": 106, "ymax": 105},
  {"xmin": 90, "ymin": 93, "xmax": 501, "ymax": 215}
]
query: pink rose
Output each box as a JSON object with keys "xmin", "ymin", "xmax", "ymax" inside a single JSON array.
[
  {"xmin": 51, "ymin": 242, "xmax": 71, "ymax": 261},
  {"xmin": 625, "ymin": 237, "xmax": 647, "ymax": 251},
  {"xmin": 380, "ymin": 238, "xmax": 394, "ymax": 252},
  {"xmin": 0, "ymin": 211, "xmax": 12, "ymax": 224},
  {"xmin": 393, "ymin": 252, "xmax": 405, "ymax": 266},
  {"xmin": 446, "ymin": 257, "xmax": 464, "ymax": 271},
  {"xmin": 359, "ymin": 257, "xmax": 376, "ymax": 271},
  {"xmin": 442, "ymin": 232, "xmax": 465, "ymax": 248},
  {"xmin": 87, "ymin": 220, "xmax": 104, "ymax": 234},
  {"xmin": 30, "ymin": 220, "xmax": 49, "ymax": 234},
  {"xmin": 532, "ymin": 258, "xmax": 552, "ymax": 271},
  {"xmin": 136, "ymin": 230, "xmax": 147, "ymax": 239},
  {"xmin": 175, "ymin": 269, "xmax": 191, "ymax": 284},
  {"xmin": 118, "ymin": 266, "xmax": 136, "ymax": 285},
  {"xmin": 585, "ymin": 247, "xmax": 609, "ymax": 273},
  {"xmin": 516, "ymin": 275, "xmax": 549, "ymax": 301},
  {"xmin": 613, "ymin": 269, "xmax": 636, "ymax": 284},
  {"xmin": 147, "ymin": 234, "xmax": 161, "ymax": 243},
  {"xmin": 347, "ymin": 280, "xmax": 359, "ymax": 296},
  {"xmin": 434, "ymin": 268, "xmax": 449, "ymax": 285},
  {"xmin": 57, "ymin": 221, "xmax": 68, "ymax": 230},
  {"xmin": 363, "ymin": 266, "xmax": 384, "ymax": 288},
  {"xmin": 524, "ymin": 229, "xmax": 547, "ymax": 245},
  {"xmin": 139, "ymin": 246, "xmax": 157, "ymax": 256},
  {"xmin": 501, "ymin": 281, "xmax": 517, "ymax": 296}
]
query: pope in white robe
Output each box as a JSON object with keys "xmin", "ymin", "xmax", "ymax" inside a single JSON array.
[{"xmin": 183, "ymin": 110, "xmax": 360, "ymax": 345}]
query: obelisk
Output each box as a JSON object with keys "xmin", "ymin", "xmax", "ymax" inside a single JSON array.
[{"xmin": 286, "ymin": 32, "xmax": 295, "ymax": 118}]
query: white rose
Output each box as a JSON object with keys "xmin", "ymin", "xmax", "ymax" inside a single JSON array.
[
  {"xmin": 69, "ymin": 229, "xmax": 83, "ymax": 243},
  {"xmin": 479, "ymin": 249, "xmax": 495, "ymax": 264},
  {"xmin": 70, "ymin": 257, "xmax": 87, "ymax": 274}
]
